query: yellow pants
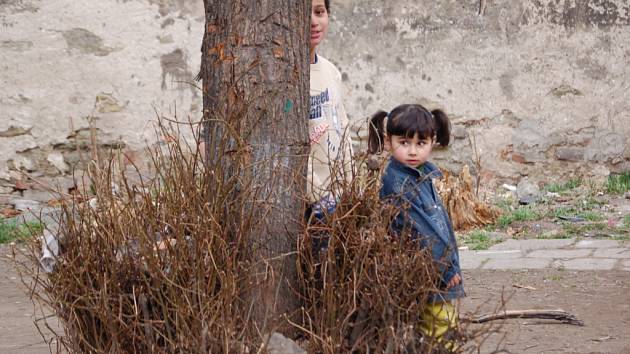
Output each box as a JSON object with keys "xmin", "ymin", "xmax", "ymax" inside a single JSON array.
[{"xmin": 420, "ymin": 301, "xmax": 459, "ymax": 350}]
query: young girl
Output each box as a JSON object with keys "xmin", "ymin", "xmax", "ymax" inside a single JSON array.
[
  {"xmin": 308, "ymin": 0, "xmax": 352, "ymax": 232},
  {"xmin": 368, "ymin": 104, "xmax": 464, "ymax": 345}
]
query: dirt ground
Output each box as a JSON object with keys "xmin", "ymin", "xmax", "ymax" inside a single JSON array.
[
  {"xmin": 2, "ymin": 249, "xmax": 629, "ymax": 353},
  {"xmin": 0, "ymin": 180, "xmax": 628, "ymax": 353},
  {"xmin": 461, "ymin": 269, "xmax": 630, "ymax": 354},
  {"xmin": 0, "ymin": 246, "xmax": 60, "ymax": 354}
]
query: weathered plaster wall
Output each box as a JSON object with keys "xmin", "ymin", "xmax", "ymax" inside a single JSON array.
[
  {"xmin": 1, "ymin": 0, "xmax": 204, "ymax": 206},
  {"xmin": 1, "ymin": 0, "xmax": 629, "ymax": 210},
  {"xmin": 322, "ymin": 0, "xmax": 630, "ymax": 184}
]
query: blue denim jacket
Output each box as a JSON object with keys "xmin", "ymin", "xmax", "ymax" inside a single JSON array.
[{"xmin": 380, "ymin": 157, "xmax": 464, "ymax": 303}]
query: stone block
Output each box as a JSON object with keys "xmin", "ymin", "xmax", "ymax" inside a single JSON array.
[
  {"xmin": 452, "ymin": 125, "xmax": 467, "ymax": 139},
  {"xmin": 621, "ymin": 260, "xmax": 630, "ymax": 271},
  {"xmin": 555, "ymin": 147, "xmax": 585, "ymax": 161},
  {"xmin": 9, "ymin": 198, "xmax": 41, "ymax": 212},
  {"xmin": 482, "ymin": 258, "xmax": 551, "ymax": 270},
  {"xmin": 490, "ymin": 239, "xmax": 575, "ymax": 251},
  {"xmin": 460, "ymin": 250, "xmax": 523, "ymax": 270},
  {"xmin": 527, "ymin": 249, "xmax": 592, "ymax": 259},
  {"xmin": 0, "ymin": 186, "xmax": 13, "ymax": 194},
  {"xmin": 553, "ymin": 258, "xmax": 617, "ymax": 271},
  {"xmin": 462, "ymin": 250, "xmax": 523, "ymax": 259},
  {"xmin": 575, "ymin": 240, "xmax": 622, "ymax": 249},
  {"xmin": 517, "ymin": 178, "xmax": 541, "ymax": 204},
  {"xmin": 592, "ymin": 248, "xmax": 630, "ymax": 259},
  {"xmin": 47, "ymin": 152, "xmax": 69, "ymax": 173},
  {"xmin": 22, "ymin": 189, "xmax": 56, "ymax": 202}
]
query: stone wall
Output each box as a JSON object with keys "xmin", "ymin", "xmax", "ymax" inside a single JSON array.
[
  {"xmin": 1, "ymin": 0, "xmax": 204, "ymax": 209},
  {"xmin": 322, "ymin": 0, "xmax": 630, "ymax": 185},
  {"xmin": 1, "ymin": 0, "xmax": 629, "ymax": 211}
]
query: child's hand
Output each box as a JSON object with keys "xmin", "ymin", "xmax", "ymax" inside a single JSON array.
[{"xmin": 446, "ymin": 274, "xmax": 461, "ymax": 289}]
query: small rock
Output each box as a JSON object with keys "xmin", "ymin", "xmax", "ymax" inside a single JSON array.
[
  {"xmin": 516, "ymin": 178, "xmax": 541, "ymax": 205},
  {"xmin": 10, "ymin": 198, "xmax": 41, "ymax": 211},
  {"xmin": 549, "ymin": 84, "xmax": 583, "ymax": 98},
  {"xmin": 47, "ymin": 153, "xmax": 70, "ymax": 173},
  {"xmin": 265, "ymin": 332, "xmax": 306, "ymax": 354},
  {"xmin": 625, "ymin": 192, "xmax": 630, "ymax": 200}
]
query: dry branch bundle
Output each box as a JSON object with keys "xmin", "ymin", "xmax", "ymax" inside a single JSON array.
[
  {"xmin": 14, "ymin": 124, "xmax": 493, "ymax": 353},
  {"xmin": 18, "ymin": 120, "xmax": 264, "ymax": 353},
  {"xmin": 296, "ymin": 157, "xmax": 467, "ymax": 353}
]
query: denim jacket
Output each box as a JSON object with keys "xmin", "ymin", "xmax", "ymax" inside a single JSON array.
[{"xmin": 380, "ymin": 157, "xmax": 464, "ymax": 303}]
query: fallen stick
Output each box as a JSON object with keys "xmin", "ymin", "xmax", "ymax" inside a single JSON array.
[
  {"xmin": 512, "ymin": 284, "xmax": 537, "ymax": 291},
  {"xmin": 466, "ymin": 309, "xmax": 584, "ymax": 326}
]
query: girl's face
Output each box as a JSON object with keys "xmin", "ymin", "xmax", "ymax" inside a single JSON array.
[
  {"xmin": 386, "ymin": 134, "xmax": 434, "ymax": 169},
  {"xmin": 311, "ymin": 0, "xmax": 329, "ymax": 51}
]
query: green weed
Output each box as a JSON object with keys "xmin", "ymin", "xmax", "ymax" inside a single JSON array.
[
  {"xmin": 580, "ymin": 197, "xmax": 604, "ymax": 210},
  {"xmin": 497, "ymin": 206, "xmax": 542, "ymax": 227},
  {"xmin": 464, "ymin": 230, "xmax": 501, "ymax": 251},
  {"xmin": 536, "ymin": 231, "xmax": 572, "ymax": 240},
  {"xmin": 546, "ymin": 178, "xmax": 582, "ymax": 193},
  {"xmin": 606, "ymin": 171, "xmax": 630, "ymax": 194},
  {"xmin": 544, "ymin": 274, "xmax": 563, "ymax": 281},
  {"xmin": 0, "ymin": 219, "xmax": 43, "ymax": 244},
  {"xmin": 551, "ymin": 206, "xmax": 603, "ymax": 222}
]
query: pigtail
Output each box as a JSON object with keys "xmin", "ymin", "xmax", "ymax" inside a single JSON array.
[
  {"xmin": 368, "ymin": 110, "xmax": 388, "ymax": 154},
  {"xmin": 431, "ymin": 109, "xmax": 451, "ymax": 147}
]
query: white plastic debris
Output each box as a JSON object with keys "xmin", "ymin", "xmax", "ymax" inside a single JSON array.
[
  {"xmin": 502, "ymin": 184, "xmax": 517, "ymax": 192},
  {"xmin": 40, "ymin": 228, "xmax": 60, "ymax": 273}
]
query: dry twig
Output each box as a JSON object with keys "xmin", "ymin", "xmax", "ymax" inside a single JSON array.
[{"xmin": 467, "ymin": 309, "xmax": 584, "ymax": 326}]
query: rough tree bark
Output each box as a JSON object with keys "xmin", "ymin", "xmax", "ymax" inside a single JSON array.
[{"xmin": 200, "ymin": 1, "xmax": 310, "ymax": 333}]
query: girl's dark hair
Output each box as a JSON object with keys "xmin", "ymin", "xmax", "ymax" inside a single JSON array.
[
  {"xmin": 368, "ymin": 104, "xmax": 451, "ymax": 154},
  {"xmin": 325, "ymin": 0, "xmax": 330, "ymax": 11}
]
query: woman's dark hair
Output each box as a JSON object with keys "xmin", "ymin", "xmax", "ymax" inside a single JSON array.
[
  {"xmin": 325, "ymin": 0, "xmax": 330, "ymax": 11},
  {"xmin": 368, "ymin": 104, "xmax": 451, "ymax": 154}
]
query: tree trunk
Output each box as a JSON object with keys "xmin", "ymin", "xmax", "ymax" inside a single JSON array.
[{"xmin": 200, "ymin": 0, "xmax": 309, "ymax": 334}]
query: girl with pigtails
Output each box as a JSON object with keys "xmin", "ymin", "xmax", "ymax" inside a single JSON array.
[{"xmin": 368, "ymin": 104, "xmax": 464, "ymax": 348}]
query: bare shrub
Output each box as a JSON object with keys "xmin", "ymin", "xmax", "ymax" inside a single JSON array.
[
  {"xmin": 17, "ymin": 120, "xmax": 265, "ymax": 353},
  {"xmin": 14, "ymin": 123, "xmax": 493, "ymax": 353},
  {"xmin": 295, "ymin": 153, "xmax": 470, "ymax": 353}
]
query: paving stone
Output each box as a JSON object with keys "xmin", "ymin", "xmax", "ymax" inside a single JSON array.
[
  {"xmin": 460, "ymin": 250, "xmax": 523, "ymax": 259},
  {"xmin": 527, "ymin": 249, "xmax": 592, "ymax": 259},
  {"xmin": 574, "ymin": 240, "xmax": 622, "ymax": 249},
  {"xmin": 489, "ymin": 238, "xmax": 575, "ymax": 251},
  {"xmin": 553, "ymin": 258, "xmax": 617, "ymax": 271},
  {"xmin": 459, "ymin": 250, "xmax": 522, "ymax": 269},
  {"xmin": 593, "ymin": 248, "xmax": 630, "ymax": 259},
  {"xmin": 622, "ymin": 260, "xmax": 630, "ymax": 271},
  {"xmin": 460, "ymin": 256, "xmax": 484, "ymax": 269},
  {"xmin": 482, "ymin": 257, "xmax": 551, "ymax": 270}
]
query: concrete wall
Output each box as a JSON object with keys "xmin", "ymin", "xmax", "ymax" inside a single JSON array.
[
  {"xmin": 322, "ymin": 0, "xmax": 630, "ymax": 184},
  {"xmin": 1, "ymin": 0, "xmax": 629, "ymax": 209},
  {"xmin": 1, "ymin": 0, "xmax": 204, "ymax": 206}
]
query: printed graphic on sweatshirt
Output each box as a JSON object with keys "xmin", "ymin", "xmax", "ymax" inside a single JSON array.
[
  {"xmin": 310, "ymin": 89, "xmax": 329, "ymax": 120},
  {"xmin": 310, "ymin": 122, "xmax": 329, "ymax": 145}
]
